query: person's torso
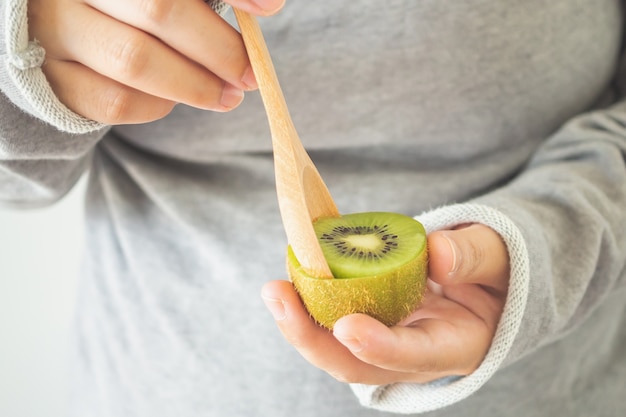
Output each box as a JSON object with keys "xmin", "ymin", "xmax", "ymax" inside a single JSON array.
[{"xmin": 74, "ymin": 2, "xmax": 626, "ymax": 416}]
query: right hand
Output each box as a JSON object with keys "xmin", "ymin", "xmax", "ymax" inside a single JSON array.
[
  {"xmin": 261, "ymin": 224, "xmax": 509, "ymax": 385},
  {"xmin": 27, "ymin": 0, "xmax": 286, "ymax": 124}
]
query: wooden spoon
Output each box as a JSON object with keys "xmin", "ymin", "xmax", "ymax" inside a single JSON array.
[{"xmin": 234, "ymin": 9, "xmax": 339, "ymax": 279}]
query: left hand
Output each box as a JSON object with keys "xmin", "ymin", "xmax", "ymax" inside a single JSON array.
[{"xmin": 261, "ymin": 223, "xmax": 509, "ymax": 385}]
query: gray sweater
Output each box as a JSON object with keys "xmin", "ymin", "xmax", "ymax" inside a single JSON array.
[{"xmin": 1, "ymin": 1, "xmax": 625, "ymax": 416}]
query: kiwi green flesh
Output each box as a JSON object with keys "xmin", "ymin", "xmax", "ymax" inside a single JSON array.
[
  {"xmin": 315, "ymin": 212, "xmax": 427, "ymax": 278},
  {"xmin": 287, "ymin": 212, "xmax": 428, "ymax": 329}
]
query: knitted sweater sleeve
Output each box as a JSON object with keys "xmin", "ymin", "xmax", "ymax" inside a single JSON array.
[
  {"xmin": 0, "ymin": 0, "xmax": 105, "ymax": 133},
  {"xmin": 350, "ymin": 204, "xmax": 529, "ymax": 413},
  {"xmin": 0, "ymin": 0, "xmax": 228, "ymax": 207},
  {"xmin": 0, "ymin": 0, "xmax": 106, "ymax": 208},
  {"xmin": 0, "ymin": 0, "xmax": 229, "ymax": 132},
  {"xmin": 349, "ymin": 100, "xmax": 626, "ymax": 412}
]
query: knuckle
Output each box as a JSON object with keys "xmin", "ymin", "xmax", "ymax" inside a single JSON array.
[
  {"xmin": 99, "ymin": 87, "xmax": 175, "ymax": 124},
  {"xmin": 101, "ymin": 86, "xmax": 134, "ymax": 124},
  {"xmin": 138, "ymin": 0, "xmax": 175, "ymax": 27},
  {"xmin": 462, "ymin": 238, "xmax": 485, "ymax": 278},
  {"xmin": 108, "ymin": 35, "xmax": 150, "ymax": 81},
  {"xmin": 417, "ymin": 356, "xmax": 445, "ymax": 374}
]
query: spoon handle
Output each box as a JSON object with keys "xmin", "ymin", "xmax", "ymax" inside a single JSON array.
[{"xmin": 234, "ymin": 9, "xmax": 338, "ymax": 278}]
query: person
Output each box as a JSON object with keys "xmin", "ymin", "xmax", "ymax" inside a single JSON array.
[{"xmin": 1, "ymin": 0, "xmax": 624, "ymax": 416}]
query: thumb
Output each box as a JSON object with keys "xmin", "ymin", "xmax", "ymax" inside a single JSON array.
[
  {"xmin": 228, "ymin": 0, "xmax": 286, "ymax": 16},
  {"xmin": 427, "ymin": 224, "xmax": 509, "ymax": 290}
]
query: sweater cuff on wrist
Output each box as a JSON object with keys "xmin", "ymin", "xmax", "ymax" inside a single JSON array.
[
  {"xmin": 1, "ymin": 1, "xmax": 230, "ymax": 133},
  {"xmin": 350, "ymin": 203, "xmax": 530, "ymax": 414},
  {"xmin": 1, "ymin": 0, "xmax": 105, "ymax": 133}
]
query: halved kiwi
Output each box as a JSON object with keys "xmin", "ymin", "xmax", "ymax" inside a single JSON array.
[{"xmin": 287, "ymin": 212, "xmax": 428, "ymax": 329}]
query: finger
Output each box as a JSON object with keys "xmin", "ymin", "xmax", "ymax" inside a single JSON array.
[
  {"xmin": 261, "ymin": 280, "xmax": 412, "ymax": 385},
  {"xmin": 43, "ymin": 59, "xmax": 175, "ymax": 124},
  {"xmin": 85, "ymin": 0, "xmax": 257, "ymax": 91},
  {"xmin": 55, "ymin": 5, "xmax": 244, "ymax": 111},
  {"xmin": 428, "ymin": 224, "xmax": 509, "ymax": 292},
  {"xmin": 333, "ymin": 294, "xmax": 490, "ymax": 377},
  {"xmin": 261, "ymin": 280, "xmax": 356, "ymax": 365},
  {"xmin": 225, "ymin": 0, "xmax": 286, "ymax": 16}
]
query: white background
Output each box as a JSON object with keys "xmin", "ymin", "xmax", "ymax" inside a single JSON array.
[{"xmin": 0, "ymin": 179, "xmax": 86, "ymax": 417}]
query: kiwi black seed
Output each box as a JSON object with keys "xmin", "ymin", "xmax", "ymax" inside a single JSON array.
[
  {"xmin": 315, "ymin": 212, "xmax": 423, "ymax": 279},
  {"xmin": 287, "ymin": 212, "xmax": 428, "ymax": 329}
]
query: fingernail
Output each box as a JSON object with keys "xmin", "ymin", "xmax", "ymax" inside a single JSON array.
[
  {"xmin": 427, "ymin": 278, "xmax": 444, "ymax": 296},
  {"xmin": 334, "ymin": 333, "xmax": 363, "ymax": 353},
  {"xmin": 241, "ymin": 66, "xmax": 257, "ymax": 90},
  {"xmin": 252, "ymin": 0, "xmax": 285, "ymax": 14},
  {"xmin": 262, "ymin": 294, "xmax": 286, "ymax": 321},
  {"xmin": 220, "ymin": 84, "xmax": 244, "ymax": 110},
  {"xmin": 442, "ymin": 232, "xmax": 461, "ymax": 276}
]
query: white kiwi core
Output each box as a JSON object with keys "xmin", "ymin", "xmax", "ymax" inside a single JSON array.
[{"xmin": 344, "ymin": 234, "xmax": 382, "ymax": 250}]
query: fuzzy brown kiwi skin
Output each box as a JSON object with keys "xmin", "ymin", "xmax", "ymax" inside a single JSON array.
[{"xmin": 287, "ymin": 243, "xmax": 428, "ymax": 329}]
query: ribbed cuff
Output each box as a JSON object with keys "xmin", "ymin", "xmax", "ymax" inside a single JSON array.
[
  {"xmin": 1, "ymin": 0, "xmax": 230, "ymax": 133},
  {"xmin": 1, "ymin": 0, "xmax": 105, "ymax": 133},
  {"xmin": 350, "ymin": 203, "xmax": 530, "ymax": 414}
]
